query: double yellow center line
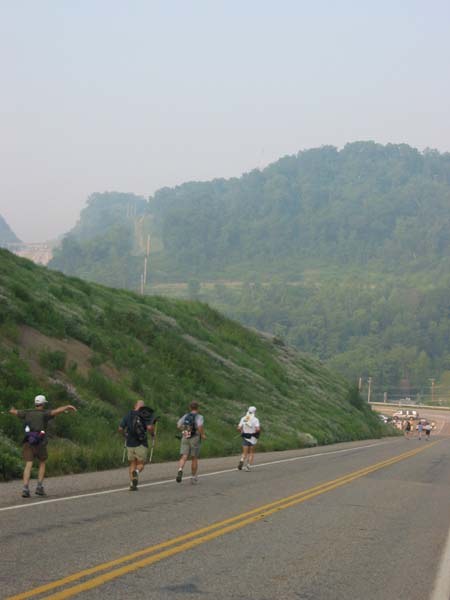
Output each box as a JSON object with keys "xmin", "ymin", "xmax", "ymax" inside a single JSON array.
[{"xmin": 8, "ymin": 442, "xmax": 437, "ymax": 600}]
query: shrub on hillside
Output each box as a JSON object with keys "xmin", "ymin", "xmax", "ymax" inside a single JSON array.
[
  {"xmin": 347, "ymin": 385, "xmax": 365, "ymax": 410},
  {"xmin": 38, "ymin": 348, "xmax": 67, "ymax": 373},
  {"xmin": 0, "ymin": 434, "xmax": 23, "ymax": 480}
]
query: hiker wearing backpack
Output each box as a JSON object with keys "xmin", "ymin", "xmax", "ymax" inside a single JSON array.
[
  {"xmin": 119, "ymin": 400, "xmax": 155, "ymax": 491},
  {"xmin": 237, "ymin": 406, "xmax": 260, "ymax": 471},
  {"xmin": 9, "ymin": 395, "xmax": 77, "ymax": 498},
  {"xmin": 176, "ymin": 401, "xmax": 206, "ymax": 484}
]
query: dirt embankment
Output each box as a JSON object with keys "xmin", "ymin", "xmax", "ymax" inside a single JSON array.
[{"xmin": 17, "ymin": 325, "xmax": 120, "ymax": 381}]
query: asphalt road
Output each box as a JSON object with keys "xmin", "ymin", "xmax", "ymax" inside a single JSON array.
[{"xmin": 2, "ymin": 432, "xmax": 450, "ymax": 600}]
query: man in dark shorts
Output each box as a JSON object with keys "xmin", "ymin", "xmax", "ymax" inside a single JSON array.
[
  {"xmin": 119, "ymin": 400, "xmax": 155, "ymax": 491},
  {"xmin": 9, "ymin": 395, "xmax": 77, "ymax": 497}
]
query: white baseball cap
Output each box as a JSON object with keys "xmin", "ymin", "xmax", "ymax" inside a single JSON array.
[
  {"xmin": 34, "ymin": 395, "xmax": 48, "ymax": 406},
  {"xmin": 248, "ymin": 406, "xmax": 256, "ymax": 414}
]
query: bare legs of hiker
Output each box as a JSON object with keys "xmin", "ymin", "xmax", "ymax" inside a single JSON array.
[
  {"xmin": 22, "ymin": 460, "xmax": 46, "ymax": 497},
  {"xmin": 129, "ymin": 458, "xmax": 145, "ymax": 491},
  {"xmin": 238, "ymin": 445, "xmax": 255, "ymax": 471}
]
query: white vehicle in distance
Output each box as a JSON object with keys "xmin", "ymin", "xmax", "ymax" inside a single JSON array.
[
  {"xmin": 393, "ymin": 410, "xmax": 407, "ymax": 418},
  {"xmin": 406, "ymin": 410, "xmax": 419, "ymax": 419},
  {"xmin": 393, "ymin": 409, "xmax": 419, "ymax": 420}
]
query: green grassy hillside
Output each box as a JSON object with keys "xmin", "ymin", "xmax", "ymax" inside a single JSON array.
[{"xmin": 0, "ymin": 249, "xmax": 388, "ymax": 480}]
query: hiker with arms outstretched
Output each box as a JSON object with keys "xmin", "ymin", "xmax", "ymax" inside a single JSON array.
[
  {"xmin": 9, "ymin": 395, "xmax": 77, "ymax": 498},
  {"xmin": 119, "ymin": 400, "xmax": 155, "ymax": 491},
  {"xmin": 176, "ymin": 401, "xmax": 206, "ymax": 484}
]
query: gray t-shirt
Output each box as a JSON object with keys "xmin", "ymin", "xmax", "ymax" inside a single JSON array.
[{"xmin": 177, "ymin": 412, "xmax": 204, "ymax": 437}]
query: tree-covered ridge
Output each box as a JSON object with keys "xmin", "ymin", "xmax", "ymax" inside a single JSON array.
[
  {"xmin": 0, "ymin": 249, "xmax": 385, "ymax": 480},
  {"xmin": 196, "ymin": 272, "xmax": 450, "ymax": 400},
  {"xmin": 51, "ymin": 192, "xmax": 147, "ymax": 289},
  {"xmin": 47, "ymin": 142, "xmax": 450, "ymax": 395},
  {"xmin": 149, "ymin": 142, "xmax": 450, "ymax": 276},
  {"xmin": 50, "ymin": 143, "xmax": 450, "ymax": 280},
  {"xmin": 0, "ymin": 215, "xmax": 21, "ymax": 245},
  {"xmin": 70, "ymin": 192, "xmax": 147, "ymax": 242}
]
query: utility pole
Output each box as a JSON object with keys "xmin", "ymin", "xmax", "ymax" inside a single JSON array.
[
  {"xmin": 141, "ymin": 234, "xmax": 150, "ymax": 292},
  {"xmin": 367, "ymin": 377, "xmax": 372, "ymax": 403},
  {"xmin": 358, "ymin": 377, "xmax": 362, "ymax": 392},
  {"xmin": 140, "ymin": 273, "xmax": 144, "ymax": 296},
  {"xmin": 383, "ymin": 392, "xmax": 387, "ymax": 403},
  {"xmin": 429, "ymin": 378, "xmax": 436, "ymax": 404},
  {"xmin": 143, "ymin": 256, "xmax": 148, "ymax": 288}
]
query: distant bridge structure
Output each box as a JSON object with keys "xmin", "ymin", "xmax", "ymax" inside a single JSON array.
[{"xmin": 1, "ymin": 241, "xmax": 54, "ymax": 265}]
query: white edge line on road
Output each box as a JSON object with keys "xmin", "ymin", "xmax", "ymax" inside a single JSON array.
[
  {"xmin": 431, "ymin": 518, "xmax": 450, "ymax": 600},
  {"xmin": 0, "ymin": 441, "xmax": 390, "ymax": 513}
]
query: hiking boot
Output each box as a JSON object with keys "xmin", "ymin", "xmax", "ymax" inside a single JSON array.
[
  {"xmin": 35, "ymin": 485, "xmax": 46, "ymax": 496},
  {"xmin": 131, "ymin": 469, "xmax": 139, "ymax": 490},
  {"xmin": 22, "ymin": 488, "xmax": 30, "ymax": 498},
  {"xmin": 237, "ymin": 459, "xmax": 244, "ymax": 471},
  {"xmin": 129, "ymin": 483, "xmax": 138, "ymax": 491},
  {"xmin": 176, "ymin": 469, "xmax": 183, "ymax": 483}
]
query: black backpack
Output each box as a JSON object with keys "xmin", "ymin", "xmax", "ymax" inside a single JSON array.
[
  {"xmin": 183, "ymin": 412, "xmax": 197, "ymax": 436},
  {"xmin": 129, "ymin": 411, "xmax": 147, "ymax": 442}
]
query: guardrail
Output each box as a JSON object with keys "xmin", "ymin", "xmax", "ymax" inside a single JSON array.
[{"xmin": 369, "ymin": 401, "xmax": 450, "ymax": 412}]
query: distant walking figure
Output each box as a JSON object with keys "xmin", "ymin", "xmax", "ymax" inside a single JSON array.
[
  {"xmin": 417, "ymin": 421, "xmax": 423, "ymax": 440},
  {"xmin": 176, "ymin": 401, "xmax": 206, "ymax": 484},
  {"xmin": 404, "ymin": 420, "xmax": 411, "ymax": 438},
  {"xmin": 9, "ymin": 395, "xmax": 77, "ymax": 497},
  {"xmin": 237, "ymin": 406, "xmax": 260, "ymax": 471},
  {"xmin": 424, "ymin": 423, "xmax": 432, "ymax": 440}
]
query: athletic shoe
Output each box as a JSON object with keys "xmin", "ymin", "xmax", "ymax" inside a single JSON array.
[
  {"xmin": 131, "ymin": 469, "xmax": 139, "ymax": 490},
  {"xmin": 191, "ymin": 475, "xmax": 199, "ymax": 484},
  {"xmin": 129, "ymin": 484, "xmax": 137, "ymax": 491},
  {"xmin": 35, "ymin": 486, "xmax": 46, "ymax": 496},
  {"xmin": 176, "ymin": 469, "xmax": 183, "ymax": 483},
  {"xmin": 237, "ymin": 459, "xmax": 244, "ymax": 471},
  {"xmin": 22, "ymin": 488, "xmax": 30, "ymax": 498},
  {"xmin": 245, "ymin": 465, "xmax": 251, "ymax": 471}
]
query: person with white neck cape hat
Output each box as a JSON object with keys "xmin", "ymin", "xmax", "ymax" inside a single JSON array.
[{"xmin": 237, "ymin": 406, "xmax": 260, "ymax": 471}]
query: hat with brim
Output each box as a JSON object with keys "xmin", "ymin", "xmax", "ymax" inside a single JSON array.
[{"xmin": 34, "ymin": 395, "xmax": 48, "ymax": 406}]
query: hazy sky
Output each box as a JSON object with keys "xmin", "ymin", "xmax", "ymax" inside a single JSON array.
[{"xmin": 1, "ymin": 1, "xmax": 449, "ymax": 242}]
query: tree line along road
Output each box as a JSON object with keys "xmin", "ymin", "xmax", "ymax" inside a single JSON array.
[{"xmin": 1, "ymin": 431, "xmax": 450, "ymax": 600}]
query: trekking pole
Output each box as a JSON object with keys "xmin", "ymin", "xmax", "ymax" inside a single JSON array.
[
  {"xmin": 122, "ymin": 431, "xmax": 127, "ymax": 464},
  {"xmin": 149, "ymin": 422, "xmax": 158, "ymax": 465}
]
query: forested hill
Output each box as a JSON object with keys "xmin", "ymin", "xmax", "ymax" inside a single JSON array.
[
  {"xmin": 48, "ymin": 142, "xmax": 450, "ymax": 397},
  {"xmin": 0, "ymin": 215, "xmax": 21, "ymax": 245},
  {"xmin": 0, "ymin": 249, "xmax": 385, "ymax": 480},
  {"xmin": 51, "ymin": 142, "xmax": 450, "ymax": 281},
  {"xmin": 147, "ymin": 142, "xmax": 450, "ymax": 277}
]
